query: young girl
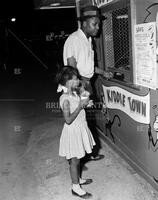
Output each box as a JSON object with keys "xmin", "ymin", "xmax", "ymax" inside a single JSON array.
[{"xmin": 56, "ymin": 66, "xmax": 95, "ymax": 199}]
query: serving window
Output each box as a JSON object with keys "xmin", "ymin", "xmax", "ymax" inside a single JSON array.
[{"xmin": 101, "ymin": 0, "xmax": 133, "ymax": 84}]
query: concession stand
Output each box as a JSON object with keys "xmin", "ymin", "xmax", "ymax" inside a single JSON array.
[{"xmin": 78, "ymin": 0, "xmax": 158, "ymax": 190}]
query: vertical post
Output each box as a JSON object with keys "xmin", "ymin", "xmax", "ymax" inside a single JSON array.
[{"xmin": 75, "ymin": 0, "xmax": 81, "ymax": 28}]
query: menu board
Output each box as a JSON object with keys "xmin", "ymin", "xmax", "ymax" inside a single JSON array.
[{"xmin": 134, "ymin": 22, "xmax": 157, "ymax": 89}]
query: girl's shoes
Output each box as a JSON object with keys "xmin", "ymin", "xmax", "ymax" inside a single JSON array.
[
  {"xmin": 72, "ymin": 184, "xmax": 92, "ymax": 199},
  {"xmin": 72, "ymin": 189, "xmax": 92, "ymax": 199}
]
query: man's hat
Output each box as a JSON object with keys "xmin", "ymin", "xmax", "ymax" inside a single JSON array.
[{"xmin": 79, "ymin": 5, "xmax": 105, "ymax": 21}]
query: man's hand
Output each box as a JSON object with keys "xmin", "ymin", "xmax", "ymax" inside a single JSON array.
[
  {"xmin": 103, "ymin": 71, "xmax": 113, "ymax": 80},
  {"xmin": 95, "ymin": 67, "xmax": 113, "ymax": 80}
]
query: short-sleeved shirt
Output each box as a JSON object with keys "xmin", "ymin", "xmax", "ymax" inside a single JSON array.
[{"xmin": 63, "ymin": 29, "xmax": 94, "ymax": 79}]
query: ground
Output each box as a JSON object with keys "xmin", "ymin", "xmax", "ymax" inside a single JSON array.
[{"xmin": 0, "ymin": 76, "xmax": 158, "ymax": 200}]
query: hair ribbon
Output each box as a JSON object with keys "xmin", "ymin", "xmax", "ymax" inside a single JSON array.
[{"xmin": 57, "ymin": 84, "xmax": 68, "ymax": 93}]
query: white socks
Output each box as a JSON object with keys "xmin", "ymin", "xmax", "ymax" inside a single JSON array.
[
  {"xmin": 72, "ymin": 184, "xmax": 86, "ymax": 195},
  {"xmin": 79, "ymin": 178, "xmax": 86, "ymax": 184}
]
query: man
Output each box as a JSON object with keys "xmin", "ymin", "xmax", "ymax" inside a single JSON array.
[
  {"xmin": 63, "ymin": 5, "xmax": 113, "ymax": 94},
  {"xmin": 63, "ymin": 5, "xmax": 113, "ymax": 162}
]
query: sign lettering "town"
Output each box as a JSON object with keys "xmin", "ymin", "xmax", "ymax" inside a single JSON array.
[{"xmin": 107, "ymin": 90, "xmax": 146, "ymax": 116}]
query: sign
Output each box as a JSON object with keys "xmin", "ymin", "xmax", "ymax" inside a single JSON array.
[
  {"xmin": 134, "ymin": 22, "xmax": 157, "ymax": 89},
  {"xmin": 94, "ymin": 0, "xmax": 114, "ymax": 7},
  {"xmin": 102, "ymin": 85, "xmax": 150, "ymax": 124}
]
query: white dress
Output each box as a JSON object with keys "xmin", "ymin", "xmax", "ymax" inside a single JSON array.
[{"xmin": 59, "ymin": 93, "xmax": 96, "ymax": 160}]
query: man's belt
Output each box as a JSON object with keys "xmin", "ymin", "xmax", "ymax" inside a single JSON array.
[{"xmin": 80, "ymin": 76, "xmax": 91, "ymax": 82}]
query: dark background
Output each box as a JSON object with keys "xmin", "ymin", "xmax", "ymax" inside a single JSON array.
[{"xmin": 0, "ymin": 0, "xmax": 77, "ymax": 79}]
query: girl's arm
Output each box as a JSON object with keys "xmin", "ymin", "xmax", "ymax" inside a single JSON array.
[{"xmin": 62, "ymin": 98, "xmax": 89, "ymax": 125}]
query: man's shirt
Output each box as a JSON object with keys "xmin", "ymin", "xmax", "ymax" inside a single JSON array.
[{"xmin": 63, "ymin": 29, "xmax": 94, "ymax": 79}]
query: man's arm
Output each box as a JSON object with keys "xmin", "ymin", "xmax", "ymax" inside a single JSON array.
[
  {"xmin": 67, "ymin": 57, "xmax": 77, "ymax": 68},
  {"xmin": 95, "ymin": 67, "xmax": 104, "ymax": 75},
  {"xmin": 95, "ymin": 67, "xmax": 113, "ymax": 79}
]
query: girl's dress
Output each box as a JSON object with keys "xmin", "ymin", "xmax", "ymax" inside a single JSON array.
[{"xmin": 59, "ymin": 92, "xmax": 96, "ymax": 160}]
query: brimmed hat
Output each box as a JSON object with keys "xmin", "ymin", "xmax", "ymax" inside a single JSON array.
[{"xmin": 78, "ymin": 5, "xmax": 105, "ymax": 21}]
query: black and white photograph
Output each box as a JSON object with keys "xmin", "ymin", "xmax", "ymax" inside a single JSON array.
[{"xmin": 0, "ymin": 0, "xmax": 158, "ymax": 199}]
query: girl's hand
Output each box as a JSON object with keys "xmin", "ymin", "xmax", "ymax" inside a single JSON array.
[
  {"xmin": 81, "ymin": 90, "xmax": 90, "ymax": 98},
  {"xmin": 87, "ymin": 100, "xmax": 94, "ymax": 107},
  {"xmin": 79, "ymin": 98, "xmax": 90, "ymax": 109}
]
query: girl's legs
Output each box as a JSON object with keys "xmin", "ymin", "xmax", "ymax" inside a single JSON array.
[
  {"xmin": 69, "ymin": 157, "xmax": 80, "ymax": 184},
  {"xmin": 68, "ymin": 157, "xmax": 86, "ymax": 195}
]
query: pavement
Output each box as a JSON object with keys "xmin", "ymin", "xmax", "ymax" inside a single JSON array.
[{"xmin": 0, "ymin": 75, "xmax": 158, "ymax": 200}]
